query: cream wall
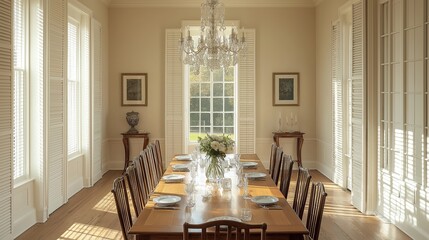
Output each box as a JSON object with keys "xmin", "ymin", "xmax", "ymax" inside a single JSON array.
[
  {"xmin": 107, "ymin": 7, "xmax": 316, "ymax": 169},
  {"xmin": 315, "ymin": 0, "xmax": 347, "ymax": 179}
]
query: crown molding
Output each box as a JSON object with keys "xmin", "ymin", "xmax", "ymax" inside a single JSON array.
[{"xmin": 108, "ymin": 0, "xmax": 317, "ymax": 8}]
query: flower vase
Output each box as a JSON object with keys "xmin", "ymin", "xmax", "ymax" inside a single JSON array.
[{"xmin": 205, "ymin": 156, "xmax": 224, "ymax": 183}]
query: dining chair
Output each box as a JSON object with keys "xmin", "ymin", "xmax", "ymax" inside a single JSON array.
[
  {"xmin": 292, "ymin": 167, "xmax": 312, "ymax": 219},
  {"xmin": 183, "ymin": 220, "xmax": 267, "ymax": 240},
  {"xmin": 279, "ymin": 154, "xmax": 294, "ymax": 199},
  {"xmin": 268, "ymin": 143, "xmax": 277, "ymax": 177},
  {"xmin": 271, "ymin": 147, "xmax": 283, "ymax": 185},
  {"xmin": 145, "ymin": 144, "xmax": 159, "ymax": 183},
  {"xmin": 305, "ymin": 182, "xmax": 328, "ymax": 240},
  {"xmin": 140, "ymin": 150, "xmax": 155, "ymax": 194},
  {"xmin": 154, "ymin": 139, "xmax": 164, "ymax": 175},
  {"xmin": 132, "ymin": 157, "xmax": 149, "ymax": 205},
  {"xmin": 111, "ymin": 176, "xmax": 133, "ymax": 240},
  {"xmin": 125, "ymin": 164, "xmax": 144, "ymax": 217}
]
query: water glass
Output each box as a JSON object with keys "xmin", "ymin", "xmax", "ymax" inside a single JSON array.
[
  {"xmin": 243, "ymin": 175, "xmax": 251, "ymax": 199},
  {"xmin": 221, "ymin": 178, "xmax": 232, "ymax": 191},
  {"xmin": 185, "ymin": 181, "xmax": 195, "ymax": 195},
  {"xmin": 236, "ymin": 163, "xmax": 244, "ymax": 187},
  {"xmin": 240, "ymin": 208, "xmax": 252, "ymax": 222},
  {"xmin": 186, "ymin": 193, "xmax": 195, "ymax": 207}
]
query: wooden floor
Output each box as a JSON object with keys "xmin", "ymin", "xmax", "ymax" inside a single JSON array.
[{"xmin": 17, "ymin": 170, "xmax": 411, "ymax": 240}]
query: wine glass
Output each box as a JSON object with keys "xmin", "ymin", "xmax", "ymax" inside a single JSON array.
[{"xmin": 185, "ymin": 181, "xmax": 195, "ymax": 207}]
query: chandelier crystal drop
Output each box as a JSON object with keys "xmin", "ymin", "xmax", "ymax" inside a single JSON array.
[{"xmin": 180, "ymin": 0, "xmax": 246, "ymax": 72}]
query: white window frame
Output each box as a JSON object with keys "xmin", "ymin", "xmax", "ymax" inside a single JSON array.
[
  {"xmin": 67, "ymin": 16, "xmax": 82, "ymax": 159},
  {"xmin": 13, "ymin": 0, "xmax": 29, "ymax": 183}
]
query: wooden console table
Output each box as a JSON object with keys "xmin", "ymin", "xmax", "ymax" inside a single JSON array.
[
  {"xmin": 272, "ymin": 131, "xmax": 305, "ymax": 167},
  {"xmin": 121, "ymin": 132, "xmax": 150, "ymax": 172}
]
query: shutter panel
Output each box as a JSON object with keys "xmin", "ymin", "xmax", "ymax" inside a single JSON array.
[
  {"xmin": 91, "ymin": 19, "xmax": 102, "ymax": 184},
  {"xmin": 237, "ymin": 29, "xmax": 256, "ymax": 154},
  {"xmin": 165, "ymin": 29, "xmax": 184, "ymax": 163},
  {"xmin": 0, "ymin": 0, "xmax": 13, "ymax": 238},
  {"xmin": 331, "ymin": 20, "xmax": 345, "ymax": 187},
  {"xmin": 46, "ymin": 0, "xmax": 67, "ymax": 214},
  {"xmin": 350, "ymin": 0, "xmax": 366, "ymax": 212}
]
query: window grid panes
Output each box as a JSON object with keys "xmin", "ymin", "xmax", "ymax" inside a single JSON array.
[
  {"xmin": 13, "ymin": 0, "xmax": 27, "ymax": 180},
  {"xmin": 189, "ymin": 66, "xmax": 235, "ymax": 142},
  {"xmin": 67, "ymin": 20, "xmax": 81, "ymax": 156}
]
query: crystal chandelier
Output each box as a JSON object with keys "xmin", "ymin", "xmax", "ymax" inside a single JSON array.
[{"xmin": 180, "ymin": 0, "xmax": 245, "ymax": 72}]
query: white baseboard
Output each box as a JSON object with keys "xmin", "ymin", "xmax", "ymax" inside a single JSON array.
[
  {"xmin": 13, "ymin": 209, "xmax": 36, "ymax": 238},
  {"xmin": 67, "ymin": 177, "xmax": 84, "ymax": 199}
]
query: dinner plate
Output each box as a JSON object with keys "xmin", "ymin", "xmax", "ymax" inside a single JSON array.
[
  {"xmin": 245, "ymin": 172, "xmax": 267, "ymax": 179},
  {"xmin": 241, "ymin": 162, "xmax": 258, "ymax": 168},
  {"xmin": 175, "ymin": 155, "xmax": 192, "ymax": 161},
  {"xmin": 172, "ymin": 164, "xmax": 189, "ymax": 171},
  {"xmin": 162, "ymin": 174, "xmax": 185, "ymax": 182},
  {"xmin": 251, "ymin": 196, "xmax": 279, "ymax": 206},
  {"xmin": 153, "ymin": 195, "xmax": 181, "ymax": 207},
  {"xmin": 207, "ymin": 216, "xmax": 242, "ymax": 223}
]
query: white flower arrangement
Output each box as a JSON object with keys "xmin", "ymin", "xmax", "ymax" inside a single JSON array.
[{"xmin": 198, "ymin": 134, "xmax": 235, "ymax": 159}]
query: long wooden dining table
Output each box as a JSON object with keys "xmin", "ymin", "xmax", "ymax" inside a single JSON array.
[{"xmin": 129, "ymin": 154, "xmax": 308, "ymax": 240}]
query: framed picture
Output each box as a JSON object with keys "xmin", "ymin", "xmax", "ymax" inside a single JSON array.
[
  {"xmin": 272, "ymin": 72, "xmax": 299, "ymax": 106},
  {"xmin": 122, "ymin": 73, "xmax": 148, "ymax": 106}
]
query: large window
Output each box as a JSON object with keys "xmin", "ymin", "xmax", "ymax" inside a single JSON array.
[
  {"xmin": 188, "ymin": 65, "xmax": 236, "ymax": 142},
  {"xmin": 67, "ymin": 18, "xmax": 81, "ymax": 157},
  {"xmin": 13, "ymin": 0, "xmax": 28, "ymax": 181}
]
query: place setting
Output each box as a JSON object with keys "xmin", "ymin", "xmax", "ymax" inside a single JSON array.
[
  {"xmin": 152, "ymin": 195, "xmax": 182, "ymax": 210},
  {"xmin": 251, "ymin": 195, "xmax": 282, "ymax": 210},
  {"xmin": 174, "ymin": 154, "xmax": 192, "ymax": 161},
  {"xmin": 171, "ymin": 163, "xmax": 190, "ymax": 172},
  {"xmin": 161, "ymin": 174, "xmax": 185, "ymax": 183},
  {"xmin": 245, "ymin": 172, "xmax": 267, "ymax": 181}
]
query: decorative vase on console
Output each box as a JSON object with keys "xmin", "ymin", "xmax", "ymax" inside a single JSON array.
[
  {"xmin": 198, "ymin": 134, "xmax": 235, "ymax": 183},
  {"xmin": 126, "ymin": 111, "xmax": 139, "ymax": 134}
]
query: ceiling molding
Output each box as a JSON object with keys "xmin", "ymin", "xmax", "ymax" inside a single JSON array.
[{"xmin": 108, "ymin": 0, "xmax": 317, "ymax": 8}]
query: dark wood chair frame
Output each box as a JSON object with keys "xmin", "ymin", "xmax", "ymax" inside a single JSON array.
[
  {"xmin": 271, "ymin": 147, "xmax": 283, "ymax": 185},
  {"xmin": 111, "ymin": 176, "xmax": 133, "ymax": 240},
  {"xmin": 279, "ymin": 154, "xmax": 294, "ymax": 199},
  {"xmin": 306, "ymin": 182, "xmax": 328, "ymax": 240},
  {"xmin": 268, "ymin": 143, "xmax": 277, "ymax": 177},
  {"xmin": 133, "ymin": 156, "xmax": 150, "ymax": 205},
  {"xmin": 292, "ymin": 167, "xmax": 312, "ymax": 219},
  {"xmin": 125, "ymin": 164, "xmax": 144, "ymax": 217},
  {"xmin": 183, "ymin": 220, "xmax": 267, "ymax": 240}
]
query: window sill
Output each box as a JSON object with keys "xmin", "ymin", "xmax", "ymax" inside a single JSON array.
[{"xmin": 14, "ymin": 177, "xmax": 35, "ymax": 189}]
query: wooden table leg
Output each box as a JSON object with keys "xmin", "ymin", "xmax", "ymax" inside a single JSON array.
[
  {"xmin": 122, "ymin": 137, "xmax": 130, "ymax": 172},
  {"xmin": 143, "ymin": 137, "xmax": 149, "ymax": 150},
  {"xmin": 273, "ymin": 136, "xmax": 280, "ymax": 147},
  {"xmin": 297, "ymin": 137, "xmax": 303, "ymax": 167}
]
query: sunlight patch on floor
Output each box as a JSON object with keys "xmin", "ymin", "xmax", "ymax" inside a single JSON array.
[
  {"xmin": 58, "ymin": 222, "xmax": 121, "ymax": 240},
  {"xmin": 92, "ymin": 192, "xmax": 117, "ymax": 214}
]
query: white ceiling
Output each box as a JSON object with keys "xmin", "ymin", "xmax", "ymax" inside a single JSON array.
[{"xmin": 107, "ymin": 0, "xmax": 321, "ymax": 8}]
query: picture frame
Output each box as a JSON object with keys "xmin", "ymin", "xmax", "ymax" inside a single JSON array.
[
  {"xmin": 272, "ymin": 72, "xmax": 299, "ymax": 106},
  {"xmin": 122, "ymin": 73, "xmax": 148, "ymax": 106}
]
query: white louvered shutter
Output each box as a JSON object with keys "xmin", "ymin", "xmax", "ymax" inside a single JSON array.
[
  {"xmin": 237, "ymin": 29, "xmax": 256, "ymax": 154},
  {"xmin": 350, "ymin": 0, "xmax": 366, "ymax": 212},
  {"xmin": 0, "ymin": 0, "xmax": 13, "ymax": 238},
  {"xmin": 331, "ymin": 21, "xmax": 345, "ymax": 187},
  {"xmin": 165, "ymin": 29, "xmax": 184, "ymax": 163},
  {"xmin": 91, "ymin": 19, "xmax": 102, "ymax": 184},
  {"xmin": 46, "ymin": 0, "xmax": 67, "ymax": 214}
]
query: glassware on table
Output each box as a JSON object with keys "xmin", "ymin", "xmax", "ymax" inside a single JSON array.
[
  {"xmin": 243, "ymin": 175, "xmax": 251, "ymax": 199},
  {"xmin": 236, "ymin": 163, "xmax": 244, "ymax": 187},
  {"xmin": 240, "ymin": 208, "xmax": 252, "ymax": 222},
  {"xmin": 190, "ymin": 161, "xmax": 198, "ymax": 179},
  {"xmin": 185, "ymin": 181, "xmax": 195, "ymax": 207},
  {"xmin": 221, "ymin": 177, "xmax": 232, "ymax": 191}
]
